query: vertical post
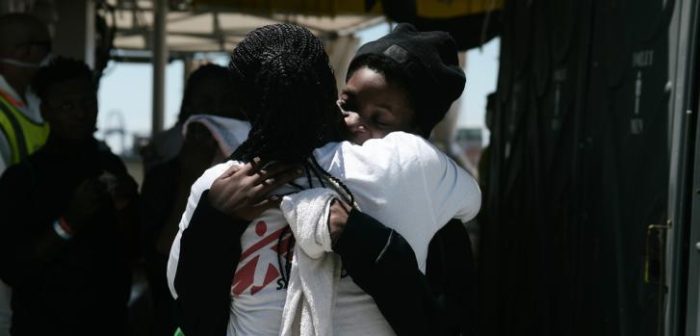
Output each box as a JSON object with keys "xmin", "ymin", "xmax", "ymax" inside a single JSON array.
[
  {"xmin": 666, "ymin": 0, "xmax": 700, "ymax": 334},
  {"xmin": 53, "ymin": 0, "xmax": 95, "ymax": 67},
  {"xmin": 152, "ymin": 0, "xmax": 167, "ymax": 135}
]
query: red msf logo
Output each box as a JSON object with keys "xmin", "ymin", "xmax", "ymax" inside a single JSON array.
[{"xmin": 231, "ymin": 221, "xmax": 293, "ymax": 296}]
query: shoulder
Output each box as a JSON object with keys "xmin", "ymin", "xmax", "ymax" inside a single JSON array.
[
  {"xmin": 319, "ymin": 132, "xmax": 434, "ymax": 160},
  {"xmin": 377, "ymin": 131, "xmax": 437, "ymax": 153},
  {"xmin": 359, "ymin": 132, "xmax": 444, "ymax": 171}
]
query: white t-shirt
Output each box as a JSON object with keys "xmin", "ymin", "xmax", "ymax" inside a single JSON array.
[{"xmin": 167, "ymin": 132, "xmax": 481, "ymax": 336}]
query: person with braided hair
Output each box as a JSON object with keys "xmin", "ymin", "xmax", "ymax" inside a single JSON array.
[{"xmin": 167, "ymin": 23, "xmax": 479, "ymax": 336}]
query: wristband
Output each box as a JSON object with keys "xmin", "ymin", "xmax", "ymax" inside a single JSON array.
[{"xmin": 53, "ymin": 217, "xmax": 73, "ymax": 240}]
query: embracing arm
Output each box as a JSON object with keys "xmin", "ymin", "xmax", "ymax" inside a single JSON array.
[
  {"xmin": 331, "ymin": 204, "xmax": 451, "ymax": 336},
  {"xmin": 326, "ymin": 133, "xmax": 481, "ymax": 336},
  {"xmin": 332, "ymin": 207, "xmax": 476, "ymax": 336},
  {"xmin": 172, "ymin": 190, "xmax": 247, "ymax": 336},
  {"xmin": 426, "ymin": 220, "xmax": 477, "ymax": 336}
]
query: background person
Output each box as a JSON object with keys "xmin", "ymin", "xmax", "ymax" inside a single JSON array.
[
  {"xmin": 140, "ymin": 63, "xmax": 250, "ymax": 336},
  {"xmin": 0, "ymin": 14, "xmax": 51, "ymax": 334},
  {"xmin": 0, "ymin": 57, "xmax": 139, "ymax": 336}
]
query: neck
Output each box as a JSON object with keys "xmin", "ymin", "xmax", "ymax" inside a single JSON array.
[{"xmin": 43, "ymin": 135, "xmax": 95, "ymax": 156}]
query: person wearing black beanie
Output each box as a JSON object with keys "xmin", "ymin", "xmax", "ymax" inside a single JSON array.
[
  {"xmin": 333, "ymin": 23, "xmax": 477, "ymax": 336},
  {"xmin": 341, "ymin": 23, "xmax": 466, "ymax": 139}
]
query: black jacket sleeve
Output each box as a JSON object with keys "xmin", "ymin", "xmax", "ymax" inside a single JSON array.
[
  {"xmin": 334, "ymin": 209, "xmax": 451, "ymax": 336},
  {"xmin": 174, "ymin": 190, "xmax": 247, "ymax": 336},
  {"xmin": 0, "ymin": 164, "xmax": 44, "ymax": 287},
  {"xmin": 426, "ymin": 220, "xmax": 478, "ymax": 336}
]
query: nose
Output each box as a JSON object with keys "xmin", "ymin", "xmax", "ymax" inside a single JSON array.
[{"xmin": 344, "ymin": 111, "xmax": 366, "ymax": 134}]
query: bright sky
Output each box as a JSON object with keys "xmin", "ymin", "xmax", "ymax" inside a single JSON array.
[{"xmin": 96, "ymin": 23, "xmax": 499, "ymax": 154}]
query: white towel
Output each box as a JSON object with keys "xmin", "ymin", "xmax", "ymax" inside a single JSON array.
[
  {"xmin": 182, "ymin": 114, "xmax": 251, "ymax": 157},
  {"xmin": 279, "ymin": 188, "xmax": 341, "ymax": 336}
]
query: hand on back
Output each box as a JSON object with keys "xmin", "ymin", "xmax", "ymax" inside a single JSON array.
[
  {"xmin": 328, "ymin": 198, "xmax": 352, "ymax": 244},
  {"xmin": 209, "ymin": 159, "xmax": 302, "ymax": 221}
]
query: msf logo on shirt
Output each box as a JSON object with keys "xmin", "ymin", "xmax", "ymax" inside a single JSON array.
[{"xmin": 231, "ymin": 221, "xmax": 293, "ymax": 296}]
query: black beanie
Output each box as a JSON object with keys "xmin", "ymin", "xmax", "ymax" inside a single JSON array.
[{"xmin": 349, "ymin": 23, "xmax": 466, "ymax": 136}]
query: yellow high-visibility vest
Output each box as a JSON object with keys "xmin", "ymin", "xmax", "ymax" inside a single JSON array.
[{"xmin": 0, "ymin": 92, "xmax": 49, "ymax": 165}]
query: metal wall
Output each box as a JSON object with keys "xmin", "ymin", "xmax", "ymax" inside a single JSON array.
[{"xmin": 480, "ymin": 0, "xmax": 680, "ymax": 335}]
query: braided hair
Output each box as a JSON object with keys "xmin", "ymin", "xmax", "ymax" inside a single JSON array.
[
  {"xmin": 229, "ymin": 24, "xmax": 347, "ymax": 165},
  {"xmin": 227, "ymin": 25, "xmax": 358, "ymax": 287}
]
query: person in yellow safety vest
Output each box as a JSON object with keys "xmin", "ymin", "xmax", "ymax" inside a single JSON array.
[
  {"xmin": 0, "ymin": 13, "xmax": 51, "ymax": 174},
  {"xmin": 0, "ymin": 12, "xmax": 51, "ymax": 336},
  {"xmin": 0, "ymin": 89, "xmax": 50, "ymax": 165}
]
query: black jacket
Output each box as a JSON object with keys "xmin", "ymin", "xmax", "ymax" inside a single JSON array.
[{"xmin": 0, "ymin": 141, "xmax": 135, "ymax": 336}]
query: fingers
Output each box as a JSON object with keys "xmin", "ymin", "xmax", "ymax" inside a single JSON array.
[
  {"xmin": 220, "ymin": 158, "xmax": 301, "ymax": 181},
  {"xmin": 236, "ymin": 161, "xmax": 302, "ymax": 190},
  {"xmin": 236, "ymin": 158, "xmax": 260, "ymax": 177},
  {"xmin": 262, "ymin": 165, "xmax": 303, "ymax": 185},
  {"xmin": 257, "ymin": 162, "xmax": 301, "ymax": 179},
  {"xmin": 334, "ymin": 198, "xmax": 352, "ymax": 214},
  {"xmin": 218, "ymin": 163, "xmax": 241, "ymax": 179},
  {"xmin": 247, "ymin": 167, "xmax": 303, "ymax": 202},
  {"xmin": 219, "ymin": 158, "xmax": 268, "ymax": 181},
  {"xmin": 212, "ymin": 159, "xmax": 303, "ymax": 213}
]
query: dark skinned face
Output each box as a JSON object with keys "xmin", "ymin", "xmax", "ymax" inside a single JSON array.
[
  {"xmin": 41, "ymin": 78, "xmax": 98, "ymax": 142},
  {"xmin": 339, "ymin": 66, "xmax": 416, "ymax": 145}
]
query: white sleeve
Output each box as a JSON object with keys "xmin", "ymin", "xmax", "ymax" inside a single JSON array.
[
  {"xmin": 166, "ymin": 161, "xmax": 237, "ymax": 299},
  {"xmin": 419, "ymin": 139, "xmax": 482, "ymax": 226},
  {"xmin": 368, "ymin": 132, "xmax": 480, "ymax": 224},
  {"xmin": 332, "ymin": 132, "xmax": 481, "ymax": 234}
]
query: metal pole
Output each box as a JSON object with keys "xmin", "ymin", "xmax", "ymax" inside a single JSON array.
[{"xmin": 152, "ymin": 0, "xmax": 167, "ymax": 135}]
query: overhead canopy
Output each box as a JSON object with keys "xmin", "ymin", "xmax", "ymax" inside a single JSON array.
[
  {"xmin": 105, "ymin": 0, "xmax": 502, "ymax": 55},
  {"xmin": 105, "ymin": 0, "xmax": 384, "ymax": 55},
  {"xmin": 189, "ymin": 0, "xmax": 503, "ymax": 50},
  {"xmin": 190, "ymin": 0, "xmax": 379, "ymax": 16},
  {"xmin": 100, "ymin": 0, "xmax": 502, "ymax": 136}
]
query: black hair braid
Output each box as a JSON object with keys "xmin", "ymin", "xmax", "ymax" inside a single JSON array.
[
  {"xmin": 226, "ymin": 24, "xmax": 352, "ymax": 283},
  {"xmin": 229, "ymin": 23, "xmax": 343, "ymax": 165},
  {"xmin": 308, "ymin": 155, "xmax": 358, "ymax": 209}
]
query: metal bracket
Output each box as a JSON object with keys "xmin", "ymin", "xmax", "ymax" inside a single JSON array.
[{"xmin": 645, "ymin": 220, "xmax": 672, "ymax": 285}]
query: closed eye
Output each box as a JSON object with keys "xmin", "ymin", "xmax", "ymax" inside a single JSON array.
[{"xmin": 371, "ymin": 116, "xmax": 395, "ymax": 130}]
